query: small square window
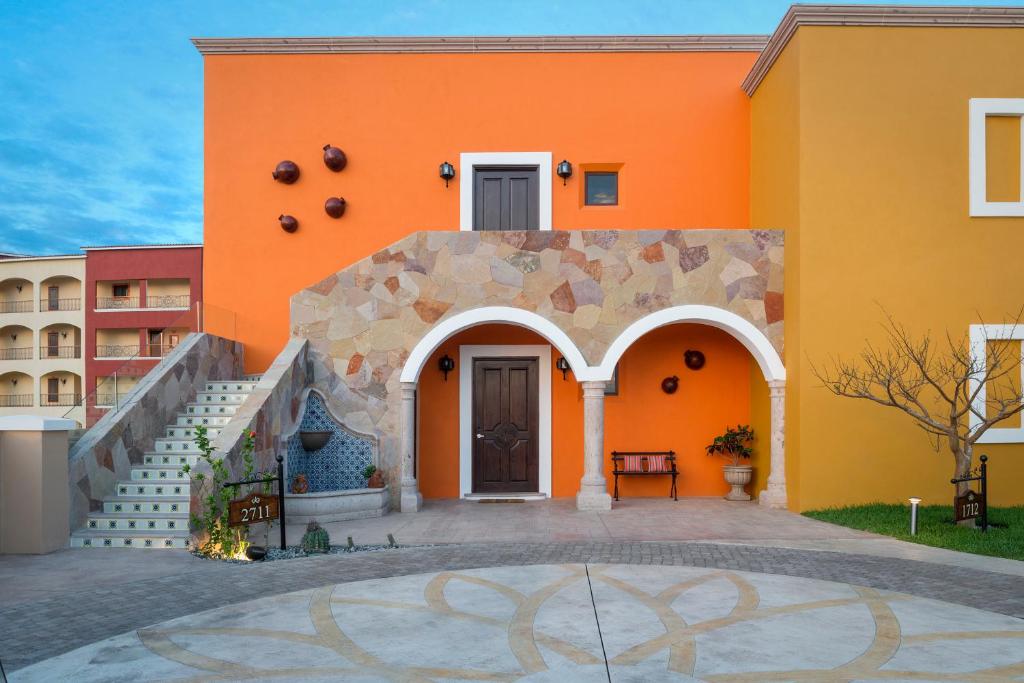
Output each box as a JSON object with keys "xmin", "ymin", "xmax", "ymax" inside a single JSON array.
[{"xmin": 585, "ymin": 172, "xmax": 618, "ymax": 206}]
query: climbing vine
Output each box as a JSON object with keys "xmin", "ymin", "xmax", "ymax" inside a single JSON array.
[{"xmin": 183, "ymin": 425, "xmax": 261, "ymax": 558}]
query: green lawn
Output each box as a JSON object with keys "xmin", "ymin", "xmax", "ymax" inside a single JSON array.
[{"xmin": 803, "ymin": 504, "xmax": 1024, "ymax": 561}]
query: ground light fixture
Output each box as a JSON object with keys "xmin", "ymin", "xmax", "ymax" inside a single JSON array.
[
  {"xmin": 439, "ymin": 161, "xmax": 456, "ymax": 187},
  {"xmin": 556, "ymin": 159, "xmax": 573, "ymax": 185},
  {"xmin": 556, "ymin": 357, "xmax": 571, "ymax": 380},
  {"xmin": 908, "ymin": 497, "xmax": 922, "ymax": 535},
  {"xmin": 438, "ymin": 354, "xmax": 455, "ymax": 381}
]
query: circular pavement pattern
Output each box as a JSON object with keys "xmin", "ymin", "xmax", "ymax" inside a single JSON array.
[{"xmin": 11, "ymin": 563, "xmax": 1024, "ymax": 682}]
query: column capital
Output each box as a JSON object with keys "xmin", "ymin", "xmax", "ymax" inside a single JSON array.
[
  {"xmin": 581, "ymin": 380, "xmax": 606, "ymax": 398},
  {"xmin": 767, "ymin": 379, "xmax": 786, "ymax": 396},
  {"xmin": 400, "ymin": 381, "xmax": 417, "ymax": 399}
]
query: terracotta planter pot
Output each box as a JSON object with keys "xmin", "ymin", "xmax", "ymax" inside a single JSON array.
[
  {"xmin": 367, "ymin": 471, "xmax": 384, "ymax": 489},
  {"xmin": 722, "ymin": 465, "xmax": 752, "ymax": 501}
]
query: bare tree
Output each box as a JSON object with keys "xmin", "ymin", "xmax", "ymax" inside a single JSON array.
[{"xmin": 812, "ymin": 311, "xmax": 1024, "ymax": 496}]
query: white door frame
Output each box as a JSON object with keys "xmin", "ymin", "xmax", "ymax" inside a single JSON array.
[
  {"xmin": 459, "ymin": 152, "xmax": 553, "ymax": 231},
  {"xmin": 459, "ymin": 344, "xmax": 552, "ymax": 497}
]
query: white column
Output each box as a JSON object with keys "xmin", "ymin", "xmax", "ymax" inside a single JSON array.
[
  {"xmin": 759, "ymin": 379, "xmax": 788, "ymax": 509},
  {"xmin": 576, "ymin": 380, "xmax": 612, "ymax": 511},
  {"xmin": 399, "ymin": 381, "xmax": 422, "ymax": 512}
]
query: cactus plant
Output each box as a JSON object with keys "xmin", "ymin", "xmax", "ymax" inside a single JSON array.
[{"xmin": 301, "ymin": 520, "xmax": 330, "ymax": 553}]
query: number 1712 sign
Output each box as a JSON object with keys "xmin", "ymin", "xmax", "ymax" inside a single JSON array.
[{"xmin": 228, "ymin": 493, "xmax": 280, "ymax": 527}]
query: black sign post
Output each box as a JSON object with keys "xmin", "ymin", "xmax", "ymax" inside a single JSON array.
[
  {"xmin": 223, "ymin": 454, "xmax": 287, "ymax": 549},
  {"xmin": 951, "ymin": 454, "xmax": 988, "ymax": 532}
]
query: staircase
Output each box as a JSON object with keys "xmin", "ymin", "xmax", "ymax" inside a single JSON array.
[{"xmin": 70, "ymin": 380, "xmax": 259, "ymax": 549}]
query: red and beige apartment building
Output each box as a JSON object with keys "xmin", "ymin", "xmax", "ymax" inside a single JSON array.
[{"xmin": 0, "ymin": 244, "xmax": 202, "ymax": 427}]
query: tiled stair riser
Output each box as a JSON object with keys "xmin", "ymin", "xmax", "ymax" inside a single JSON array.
[{"xmin": 71, "ymin": 380, "xmax": 258, "ymax": 550}]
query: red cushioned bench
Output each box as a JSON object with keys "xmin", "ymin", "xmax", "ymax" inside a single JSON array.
[{"xmin": 611, "ymin": 451, "xmax": 678, "ymax": 501}]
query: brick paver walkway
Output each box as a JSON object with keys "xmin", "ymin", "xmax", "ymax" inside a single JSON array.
[{"xmin": 2, "ymin": 541, "xmax": 1022, "ymax": 673}]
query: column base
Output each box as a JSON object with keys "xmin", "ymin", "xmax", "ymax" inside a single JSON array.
[
  {"xmin": 576, "ymin": 490, "xmax": 612, "ymax": 511},
  {"xmin": 400, "ymin": 488, "xmax": 422, "ymax": 513},
  {"xmin": 758, "ymin": 483, "xmax": 788, "ymax": 509}
]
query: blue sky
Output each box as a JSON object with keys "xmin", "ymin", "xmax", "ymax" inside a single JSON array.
[{"xmin": 1, "ymin": 0, "xmax": 1019, "ymax": 255}]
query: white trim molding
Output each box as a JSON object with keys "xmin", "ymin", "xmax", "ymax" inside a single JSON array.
[
  {"xmin": 969, "ymin": 98, "xmax": 1024, "ymax": 217},
  {"xmin": 400, "ymin": 306, "xmax": 587, "ymax": 383},
  {"xmin": 969, "ymin": 323, "xmax": 1024, "ymax": 443},
  {"xmin": 598, "ymin": 305, "xmax": 786, "ymax": 383},
  {"xmin": 459, "ymin": 345, "xmax": 552, "ymax": 498},
  {"xmin": 458, "ymin": 152, "xmax": 552, "ymax": 231}
]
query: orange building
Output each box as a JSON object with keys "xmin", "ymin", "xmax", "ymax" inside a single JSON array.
[{"xmin": 194, "ymin": 5, "xmax": 1024, "ymax": 512}]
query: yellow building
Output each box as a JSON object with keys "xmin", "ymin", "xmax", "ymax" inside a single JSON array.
[{"xmin": 750, "ymin": 5, "xmax": 1024, "ymax": 509}]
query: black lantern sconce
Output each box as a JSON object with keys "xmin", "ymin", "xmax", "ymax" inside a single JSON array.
[
  {"xmin": 10, "ymin": 378, "xmax": 17, "ymax": 386},
  {"xmin": 556, "ymin": 356, "xmax": 571, "ymax": 380},
  {"xmin": 439, "ymin": 161, "xmax": 456, "ymax": 188},
  {"xmin": 556, "ymin": 159, "xmax": 573, "ymax": 186},
  {"xmin": 684, "ymin": 349, "xmax": 706, "ymax": 371},
  {"xmin": 15, "ymin": 284, "xmax": 22, "ymax": 293},
  {"xmin": 60, "ymin": 377, "xmax": 67, "ymax": 386},
  {"xmin": 438, "ymin": 354, "xmax": 455, "ymax": 381},
  {"xmin": 9, "ymin": 333, "xmax": 16, "ymax": 342}
]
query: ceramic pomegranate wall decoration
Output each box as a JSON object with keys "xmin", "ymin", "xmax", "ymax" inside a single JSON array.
[
  {"xmin": 324, "ymin": 196, "xmax": 347, "ymax": 218},
  {"xmin": 661, "ymin": 376, "xmax": 679, "ymax": 394},
  {"xmin": 272, "ymin": 160, "xmax": 300, "ymax": 184},
  {"xmin": 322, "ymin": 144, "xmax": 347, "ymax": 172},
  {"xmin": 279, "ymin": 214, "xmax": 299, "ymax": 233},
  {"xmin": 684, "ymin": 349, "xmax": 706, "ymax": 370}
]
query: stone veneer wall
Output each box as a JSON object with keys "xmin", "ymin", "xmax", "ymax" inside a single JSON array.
[
  {"xmin": 291, "ymin": 229, "xmax": 783, "ymax": 504},
  {"xmin": 191, "ymin": 338, "xmax": 310, "ymax": 522},
  {"xmin": 68, "ymin": 333, "xmax": 244, "ymax": 531}
]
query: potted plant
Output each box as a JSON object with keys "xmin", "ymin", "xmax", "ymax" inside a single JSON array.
[
  {"xmin": 363, "ymin": 464, "xmax": 384, "ymax": 489},
  {"xmin": 705, "ymin": 425, "xmax": 755, "ymax": 501}
]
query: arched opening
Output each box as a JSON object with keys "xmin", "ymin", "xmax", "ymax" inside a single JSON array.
[
  {"xmin": 602, "ymin": 323, "xmax": 770, "ymax": 498},
  {"xmin": 0, "ymin": 371, "xmax": 33, "ymax": 408},
  {"xmin": 39, "ymin": 275, "xmax": 82, "ymax": 312},
  {"xmin": 0, "ymin": 325, "xmax": 33, "ymax": 361},
  {"xmin": 38, "ymin": 323, "xmax": 82, "ymax": 360},
  {"xmin": 39, "ymin": 370, "xmax": 82, "ymax": 408},
  {"xmin": 0, "ymin": 278, "xmax": 33, "ymax": 313}
]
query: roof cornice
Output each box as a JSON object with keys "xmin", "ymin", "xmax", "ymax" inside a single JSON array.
[
  {"xmin": 743, "ymin": 4, "xmax": 1024, "ymax": 95},
  {"xmin": 191, "ymin": 34, "xmax": 769, "ymax": 55}
]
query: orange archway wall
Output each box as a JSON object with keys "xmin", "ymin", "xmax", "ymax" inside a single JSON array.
[{"xmin": 417, "ymin": 322, "xmax": 754, "ymax": 499}]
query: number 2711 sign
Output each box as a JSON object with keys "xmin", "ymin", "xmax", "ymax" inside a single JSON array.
[{"xmin": 228, "ymin": 493, "xmax": 279, "ymax": 527}]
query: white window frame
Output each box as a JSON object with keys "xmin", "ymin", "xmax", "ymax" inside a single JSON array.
[
  {"xmin": 969, "ymin": 323, "xmax": 1024, "ymax": 443},
  {"xmin": 968, "ymin": 98, "xmax": 1024, "ymax": 217},
  {"xmin": 459, "ymin": 152, "xmax": 552, "ymax": 231},
  {"xmin": 458, "ymin": 344, "xmax": 552, "ymax": 498}
]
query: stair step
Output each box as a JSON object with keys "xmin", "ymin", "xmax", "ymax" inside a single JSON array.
[
  {"xmin": 116, "ymin": 481, "xmax": 189, "ymax": 497},
  {"xmin": 153, "ymin": 438, "xmax": 203, "ymax": 453},
  {"xmin": 130, "ymin": 466, "xmax": 189, "ymax": 482},
  {"xmin": 103, "ymin": 496, "xmax": 188, "ymax": 514},
  {"xmin": 205, "ymin": 381, "xmax": 258, "ymax": 392},
  {"xmin": 85, "ymin": 513, "xmax": 188, "ymax": 533},
  {"xmin": 175, "ymin": 414, "xmax": 232, "ymax": 427},
  {"xmin": 165, "ymin": 426, "xmax": 221, "ymax": 439},
  {"xmin": 71, "ymin": 529, "xmax": 190, "ymax": 550},
  {"xmin": 143, "ymin": 453, "xmax": 200, "ymax": 467},
  {"xmin": 195, "ymin": 392, "xmax": 248, "ymax": 404},
  {"xmin": 184, "ymin": 404, "xmax": 240, "ymax": 416}
]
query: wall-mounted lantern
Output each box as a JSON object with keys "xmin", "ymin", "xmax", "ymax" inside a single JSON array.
[
  {"xmin": 325, "ymin": 196, "xmax": 347, "ymax": 218},
  {"xmin": 684, "ymin": 349, "xmax": 706, "ymax": 370},
  {"xmin": 9, "ymin": 333, "xmax": 16, "ymax": 342},
  {"xmin": 61, "ymin": 331, "xmax": 68, "ymax": 339},
  {"xmin": 15, "ymin": 284, "xmax": 22, "ymax": 293},
  {"xmin": 323, "ymin": 144, "xmax": 347, "ymax": 172},
  {"xmin": 439, "ymin": 161, "xmax": 456, "ymax": 188},
  {"xmin": 272, "ymin": 160, "xmax": 300, "ymax": 184},
  {"xmin": 279, "ymin": 214, "xmax": 299, "ymax": 233},
  {"xmin": 556, "ymin": 160, "xmax": 573, "ymax": 186},
  {"xmin": 10, "ymin": 378, "xmax": 17, "ymax": 386},
  {"xmin": 661, "ymin": 376, "xmax": 679, "ymax": 394},
  {"xmin": 438, "ymin": 354, "xmax": 455, "ymax": 381},
  {"xmin": 556, "ymin": 357, "xmax": 571, "ymax": 380},
  {"xmin": 60, "ymin": 377, "xmax": 67, "ymax": 385}
]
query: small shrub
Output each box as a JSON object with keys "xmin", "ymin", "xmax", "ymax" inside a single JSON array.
[{"xmin": 362, "ymin": 464, "xmax": 377, "ymax": 481}]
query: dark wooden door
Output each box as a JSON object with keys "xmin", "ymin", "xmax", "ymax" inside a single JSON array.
[
  {"xmin": 47, "ymin": 331, "xmax": 59, "ymax": 357},
  {"xmin": 47, "ymin": 377, "xmax": 59, "ymax": 403},
  {"xmin": 472, "ymin": 357, "xmax": 539, "ymax": 493},
  {"xmin": 47, "ymin": 286, "xmax": 59, "ymax": 311},
  {"xmin": 473, "ymin": 166, "xmax": 539, "ymax": 231}
]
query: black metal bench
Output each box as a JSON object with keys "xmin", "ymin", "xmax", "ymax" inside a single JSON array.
[{"xmin": 611, "ymin": 451, "xmax": 678, "ymax": 501}]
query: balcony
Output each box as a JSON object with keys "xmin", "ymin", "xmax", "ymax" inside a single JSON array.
[
  {"xmin": 39, "ymin": 345, "xmax": 81, "ymax": 359},
  {"xmin": 95, "ymin": 344, "xmax": 138, "ymax": 358},
  {"xmin": 0, "ymin": 299, "xmax": 33, "ymax": 313},
  {"xmin": 146, "ymin": 294, "xmax": 190, "ymax": 309},
  {"xmin": 0, "ymin": 394, "xmax": 32, "ymax": 408},
  {"xmin": 39, "ymin": 297, "xmax": 81, "ymax": 312},
  {"xmin": 0, "ymin": 347, "xmax": 32, "ymax": 361},
  {"xmin": 39, "ymin": 393, "xmax": 81, "ymax": 407},
  {"xmin": 95, "ymin": 296, "xmax": 140, "ymax": 310}
]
